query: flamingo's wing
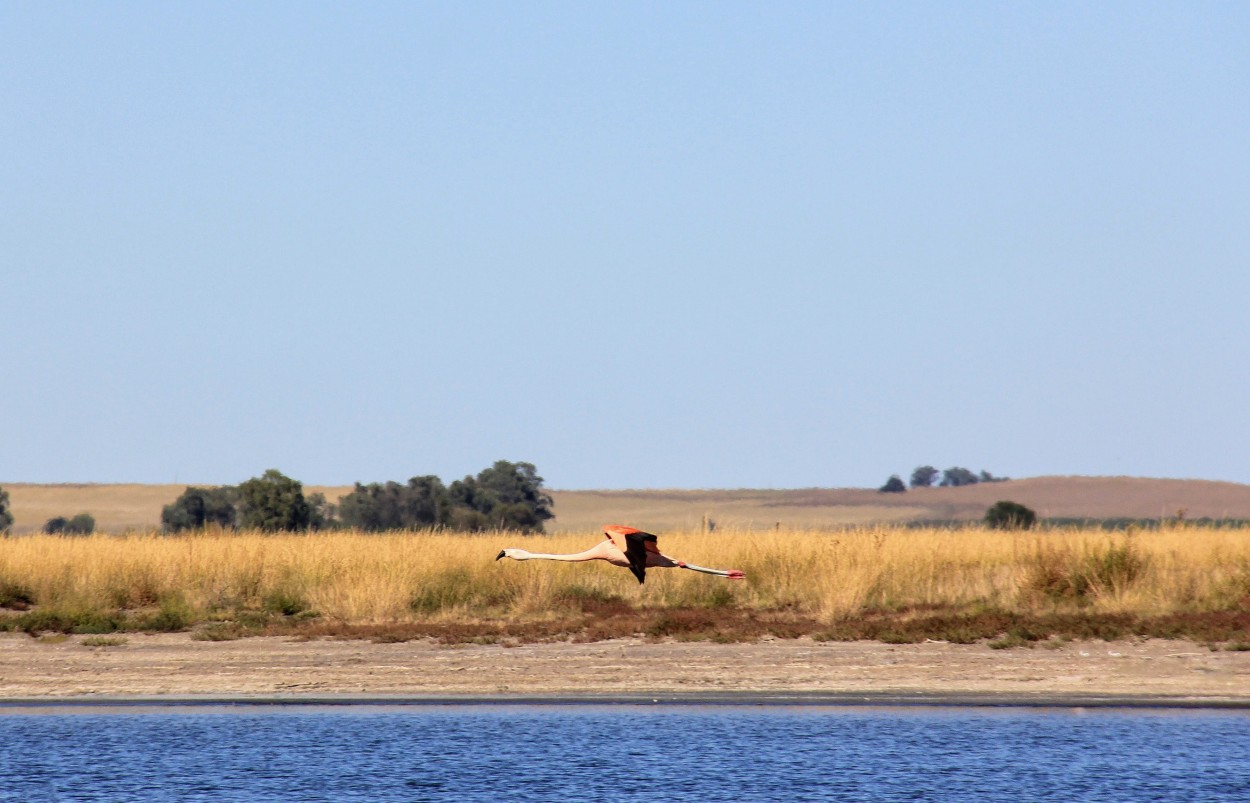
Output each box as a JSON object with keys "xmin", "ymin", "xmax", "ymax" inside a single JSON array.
[
  {"xmin": 622, "ymin": 529, "xmax": 658, "ymax": 584},
  {"xmin": 603, "ymin": 525, "xmax": 660, "ymax": 584}
]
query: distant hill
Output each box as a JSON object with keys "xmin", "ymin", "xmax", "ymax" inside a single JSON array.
[
  {"xmin": 0, "ymin": 483, "xmax": 356, "ymax": 535},
  {"xmin": 3, "ymin": 476, "xmax": 1250, "ymax": 534},
  {"xmin": 547, "ymin": 476, "xmax": 1250, "ymax": 532}
]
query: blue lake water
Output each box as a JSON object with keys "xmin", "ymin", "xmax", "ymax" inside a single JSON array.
[{"xmin": 1, "ymin": 703, "xmax": 1248, "ymax": 802}]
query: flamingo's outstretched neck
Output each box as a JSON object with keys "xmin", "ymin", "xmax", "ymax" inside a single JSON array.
[
  {"xmin": 496, "ymin": 542, "xmax": 618, "ymax": 564},
  {"xmin": 496, "ymin": 548, "xmax": 577, "ymax": 562},
  {"xmin": 677, "ymin": 561, "xmax": 746, "ymax": 580}
]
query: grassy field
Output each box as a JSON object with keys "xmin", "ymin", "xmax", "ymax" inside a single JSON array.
[{"xmin": 3, "ymin": 524, "xmax": 1249, "ymax": 647}]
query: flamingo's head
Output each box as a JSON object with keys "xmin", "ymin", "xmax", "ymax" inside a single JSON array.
[{"xmin": 496, "ymin": 548, "xmax": 529, "ymax": 561}]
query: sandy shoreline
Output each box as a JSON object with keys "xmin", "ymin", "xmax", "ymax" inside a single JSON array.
[{"xmin": 4, "ymin": 632, "xmax": 1250, "ymax": 708}]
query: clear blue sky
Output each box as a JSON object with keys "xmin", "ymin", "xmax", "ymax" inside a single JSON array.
[{"xmin": 3, "ymin": 3, "xmax": 1248, "ymax": 489}]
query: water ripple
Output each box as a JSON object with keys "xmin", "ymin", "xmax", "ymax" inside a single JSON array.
[{"xmin": 1, "ymin": 706, "xmax": 1248, "ymax": 802}]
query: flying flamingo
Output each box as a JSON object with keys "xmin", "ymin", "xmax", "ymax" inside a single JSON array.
[{"xmin": 495, "ymin": 524, "xmax": 746, "ymax": 584}]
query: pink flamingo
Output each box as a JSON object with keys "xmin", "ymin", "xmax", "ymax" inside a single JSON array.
[{"xmin": 495, "ymin": 524, "xmax": 746, "ymax": 585}]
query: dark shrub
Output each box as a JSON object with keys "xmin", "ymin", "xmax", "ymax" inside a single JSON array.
[
  {"xmin": 47, "ymin": 514, "xmax": 94, "ymax": 535},
  {"xmin": 0, "ymin": 486, "xmax": 13, "ymax": 533},
  {"xmin": 985, "ymin": 501, "xmax": 1037, "ymax": 530},
  {"xmin": 878, "ymin": 475, "xmax": 906, "ymax": 493},
  {"xmin": 0, "ymin": 580, "xmax": 35, "ymax": 610}
]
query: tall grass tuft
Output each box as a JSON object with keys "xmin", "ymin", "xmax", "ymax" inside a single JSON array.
[
  {"xmin": 1021, "ymin": 535, "xmax": 1149, "ymax": 605},
  {"xmin": 0, "ymin": 578, "xmax": 35, "ymax": 610}
]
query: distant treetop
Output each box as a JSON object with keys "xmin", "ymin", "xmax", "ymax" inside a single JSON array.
[
  {"xmin": 159, "ymin": 460, "xmax": 554, "ymax": 534},
  {"xmin": 905, "ymin": 465, "xmax": 1009, "ymax": 489},
  {"xmin": 878, "ymin": 475, "xmax": 907, "ymax": 493}
]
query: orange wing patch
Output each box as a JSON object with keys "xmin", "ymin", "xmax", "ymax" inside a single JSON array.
[
  {"xmin": 603, "ymin": 525, "xmax": 659, "ymax": 584},
  {"xmin": 603, "ymin": 524, "xmax": 660, "ymax": 554}
]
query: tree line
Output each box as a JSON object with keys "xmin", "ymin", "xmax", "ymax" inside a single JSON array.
[
  {"xmin": 160, "ymin": 460, "xmax": 554, "ymax": 534},
  {"xmin": 878, "ymin": 465, "xmax": 1010, "ymax": 493}
]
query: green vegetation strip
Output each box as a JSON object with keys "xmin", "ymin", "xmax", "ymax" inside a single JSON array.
[{"xmin": 4, "ymin": 605, "xmax": 1250, "ymax": 651}]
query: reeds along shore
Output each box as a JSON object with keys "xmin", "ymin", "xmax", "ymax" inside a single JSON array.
[{"xmin": 2, "ymin": 526, "xmax": 1250, "ymax": 641}]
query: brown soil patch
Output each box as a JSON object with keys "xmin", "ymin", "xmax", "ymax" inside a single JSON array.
[{"xmin": 2, "ymin": 633, "xmax": 1248, "ymax": 704}]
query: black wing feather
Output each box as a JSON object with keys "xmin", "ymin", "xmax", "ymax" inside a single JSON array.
[{"xmin": 623, "ymin": 531, "xmax": 657, "ymax": 584}]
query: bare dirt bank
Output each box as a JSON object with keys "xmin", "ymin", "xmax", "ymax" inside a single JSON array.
[{"xmin": 2, "ymin": 633, "xmax": 1249, "ymax": 706}]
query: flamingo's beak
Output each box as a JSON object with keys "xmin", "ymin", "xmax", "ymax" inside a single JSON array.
[{"xmin": 495, "ymin": 550, "xmax": 506, "ymax": 561}]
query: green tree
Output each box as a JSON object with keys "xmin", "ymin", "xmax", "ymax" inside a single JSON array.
[
  {"xmin": 910, "ymin": 466, "xmax": 939, "ymax": 488},
  {"xmin": 237, "ymin": 469, "xmax": 312, "ymax": 532},
  {"xmin": 940, "ymin": 467, "xmax": 980, "ymax": 487},
  {"xmin": 878, "ymin": 475, "xmax": 906, "ymax": 493},
  {"xmin": 337, "ymin": 476, "xmax": 449, "ymax": 531},
  {"xmin": 446, "ymin": 504, "xmax": 492, "ymax": 532},
  {"xmin": 398, "ymin": 475, "xmax": 449, "ymax": 527},
  {"xmin": 43, "ymin": 516, "xmax": 69, "ymax": 534},
  {"xmin": 337, "ymin": 482, "xmax": 400, "ymax": 531},
  {"xmin": 336, "ymin": 461, "xmax": 552, "ymax": 533},
  {"xmin": 478, "ymin": 460, "xmax": 554, "ymax": 530},
  {"xmin": 985, "ymin": 500, "xmax": 1037, "ymax": 530},
  {"xmin": 162, "ymin": 486, "xmax": 239, "ymax": 532},
  {"xmin": 0, "ymin": 486, "xmax": 13, "ymax": 533},
  {"xmin": 306, "ymin": 492, "xmax": 334, "ymax": 530},
  {"xmin": 450, "ymin": 460, "xmax": 554, "ymax": 532}
]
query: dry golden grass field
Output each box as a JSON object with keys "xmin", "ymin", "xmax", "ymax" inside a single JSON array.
[
  {"xmin": 6, "ymin": 476, "xmax": 1250, "ymax": 535},
  {"xmin": 2, "ymin": 522, "xmax": 1250, "ymax": 647}
]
